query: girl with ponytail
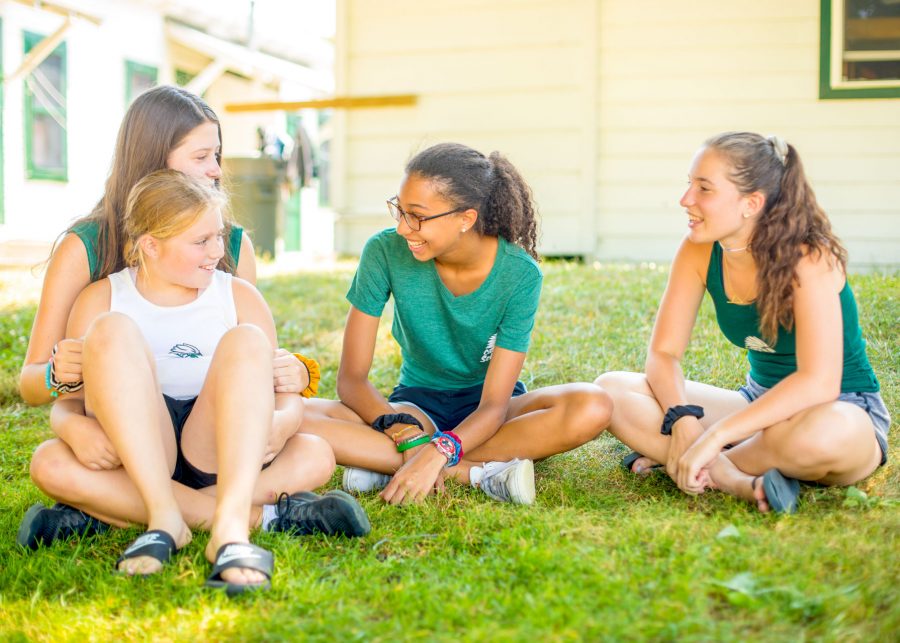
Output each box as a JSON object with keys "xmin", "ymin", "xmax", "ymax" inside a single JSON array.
[
  {"xmin": 304, "ymin": 142, "xmax": 611, "ymax": 505},
  {"xmin": 596, "ymin": 132, "xmax": 890, "ymax": 513}
]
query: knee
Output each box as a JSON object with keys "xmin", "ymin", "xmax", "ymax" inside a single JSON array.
[
  {"xmin": 30, "ymin": 439, "xmax": 81, "ymax": 499},
  {"xmin": 560, "ymin": 383, "xmax": 613, "ymax": 447},
  {"xmin": 593, "ymin": 371, "xmax": 645, "ymax": 400},
  {"xmin": 765, "ymin": 404, "xmax": 867, "ymax": 469},
  {"xmin": 287, "ymin": 433, "xmax": 336, "ymax": 487},
  {"xmin": 219, "ymin": 324, "xmax": 271, "ymax": 360},
  {"xmin": 83, "ymin": 312, "xmax": 141, "ymax": 353}
]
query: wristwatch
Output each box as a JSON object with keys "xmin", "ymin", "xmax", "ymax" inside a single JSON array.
[{"xmin": 431, "ymin": 435, "xmax": 457, "ymax": 463}]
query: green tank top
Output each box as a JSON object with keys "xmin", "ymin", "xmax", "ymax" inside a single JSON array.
[
  {"xmin": 71, "ymin": 220, "xmax": 244, "ymax": 282},
  {"xmin": 706, "ymin": 242, "xmax": 879, "ymax": 392}
]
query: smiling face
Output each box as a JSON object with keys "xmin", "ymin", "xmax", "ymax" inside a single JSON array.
[
  {"xmin": 147, "ymin": 206, "xmax": 225, "ymax": 291},
  {"xmin": 166, "ymin": 121, "xmax": 222, "ymax": 186},
  {"xmin": 680, "ymin": 147, "xmax": 760, "ymax": 248},
  {"xmin": 394, "ymin": 173, "xmax": 476, "ymax": 262}
]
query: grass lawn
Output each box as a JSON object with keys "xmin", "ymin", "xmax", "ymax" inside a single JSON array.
[{"xmin": 0, "ymin": 260, "xmax": 897, "ymax": 641}]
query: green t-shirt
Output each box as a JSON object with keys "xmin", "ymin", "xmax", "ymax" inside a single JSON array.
[
  {"xmin": 71, "ymin": 219, "xmax": 243, "ymax": 282},
  {"xmin": 347, "ymin": 228, "xmax": 543, "ymax": 389},
  {"xmin": 706, "ymin": 242, "xmax": 879, "ymax": 392}
]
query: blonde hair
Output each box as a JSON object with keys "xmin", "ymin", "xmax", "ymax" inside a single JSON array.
[{"xmin": 123, "ymin": 169, "xmax": 227, "ymax": 273}]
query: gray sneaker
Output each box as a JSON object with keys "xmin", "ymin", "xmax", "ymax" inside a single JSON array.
[
  {"xmin": 479, "ymin": 459, "xmax": 536, "ymax": 505},
  {"xmin": 342, "ymin": 467, "xmax": 391, "ymax": 493}
]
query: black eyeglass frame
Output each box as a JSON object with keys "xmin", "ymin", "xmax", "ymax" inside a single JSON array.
[{"xmin": 386, "ymin": 196, "xmax": 465, "ymax": 231}]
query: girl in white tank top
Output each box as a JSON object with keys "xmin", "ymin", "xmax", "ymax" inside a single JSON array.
[{"xmin": 48, "ymin": 170, "xmax": 364, "ymax": 594}]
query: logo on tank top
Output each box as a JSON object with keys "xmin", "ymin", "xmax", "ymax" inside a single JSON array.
[
  {"xmin": 169, "ymin": 343, "xmax": 202, "ymax": 358},
  {"xmin": 480, "ymin": 334, "xmax": 497, "ymax": 363},
  {"xmin": 744, "ymin": 336, "xmax": 775, "ymax": 353}
]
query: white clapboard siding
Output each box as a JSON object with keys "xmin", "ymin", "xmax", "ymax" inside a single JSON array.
[
  {"xmin": 594, "ymin": 0, "xmax": 900, "ymax": 266},
  {"xmin": 339, "ymin": 0, "xmax": 899, "ymax": 266},
  {"xmin": 336, "ymin": 0, "xmax": 596, "ymax": 256}
]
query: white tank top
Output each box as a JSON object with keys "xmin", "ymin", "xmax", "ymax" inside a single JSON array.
[{"xmin": 108, "ymin": 267, "xmax": 238, "ymax": 399}]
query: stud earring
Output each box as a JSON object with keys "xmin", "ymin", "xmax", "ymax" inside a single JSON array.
[
  {"xmin": 742, "ymin": 212, "xmax": 750, "ymax": 219},
  {"xmin": 461, "ymin": 227, "xmax": 467, "ymax": 233}
]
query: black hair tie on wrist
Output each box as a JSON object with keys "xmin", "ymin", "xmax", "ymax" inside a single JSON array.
[
  {"xmin": 660, "ymin": 405, "xmax": 705, "ymax": 435},
  {"xmin": 371, "ymin": 413, "xmax": 423, "ymax": 433}
]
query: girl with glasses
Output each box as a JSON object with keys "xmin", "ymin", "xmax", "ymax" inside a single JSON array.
[
  {"xmin": 303, "ymin": 142, "xmax": 612, "ymax": 505},
  {"xmin": 596, "ymin": 132, "xmax": 890, "ymax": 513}
]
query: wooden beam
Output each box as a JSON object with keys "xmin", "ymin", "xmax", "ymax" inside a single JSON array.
[
  {"xmin": 224, "ymin": 94, "xmax": 418, "ymax": 113},
  {"xmin": 5, "ymin": 17, "xmax": 71, "ymax": 85},
  {"xmin": 10, "ymin": 0, "xmax": 103, "ymax": 26}
]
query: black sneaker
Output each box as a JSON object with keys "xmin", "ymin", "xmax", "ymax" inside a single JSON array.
[
  {"xmin": 270, "ymin": 490, "xmax": 371, "ymax": 537},
  {"xmin": 16, "ymin": 502, "xmax": 110, "ymax": 550}
]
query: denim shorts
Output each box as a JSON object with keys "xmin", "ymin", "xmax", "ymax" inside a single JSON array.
[
  {"xmin": 737, "ymin": 375, "xmax": 891, "ymax": 466},
  {"xmin": 388, "ymin": 381, "xmax": 527, "ymax": 432}
]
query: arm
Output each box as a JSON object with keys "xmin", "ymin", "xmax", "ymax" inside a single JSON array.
[
  {"xmin": 644, "ymin": 238, "xmax": 712, "ymax": 477},
  {"xmin": 335, "ymin": 306, "xmax": 396, "ymax": 422},
  {"xmin": 235, "ymin": 233, "xmax": 257, "ymax": 285},
  {"xmin": 233, "ymin": 277, "xmax": 304, "ymax": 461},
  {"xmin": 677, "ymin": 253, "xmax": 845, "ymax": 490},
  {"xmin": 380, "ymin": 347, "xmax": 526, "ymax": 505},
  {"xmin": 19, "ymin": 233, "xmax": 92, "ymax": 405}
]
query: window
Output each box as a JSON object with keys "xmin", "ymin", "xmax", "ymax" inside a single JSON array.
[
  {"xmin": 23, "ymin": 31, "xmax": 67, "ymax": 180},
  {"xmin": 821, "ymin": 0, "xmax": 900, "ymax": 98},
  {"xmin": 125, "ymin": 60, "xmax": 158, "ymax": 105}
]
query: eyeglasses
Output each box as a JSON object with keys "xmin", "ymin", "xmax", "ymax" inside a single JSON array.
[{"xmin": 387, "ymin": 197, "xmax": 464, "ymax": 231}]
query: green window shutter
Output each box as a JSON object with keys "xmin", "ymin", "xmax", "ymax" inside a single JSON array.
[
  {"xmin": 23, "ymin": 30, "xmax": 68, "ymax": 181},
  {"xmin": 125, "ymin": 60, "xmax": 158, "ymax": 105}
]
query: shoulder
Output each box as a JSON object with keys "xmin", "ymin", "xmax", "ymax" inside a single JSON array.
[
  {"xmin": 499, "ymin": 238, "xmax": 542, "ymax": 280},
  {"xmin": 231, "ymin": 274, "xmax": 266, "ymax": 307},
  {"xmin": 794, "ymin": 247, "xmax": 844, "ymax": 292},
  {"xmin": 364, "ymin": 227, "xmax": 401, "ymax": 251},
  {"xmin": 672, "ymin": 235, "xmax": 714, "ymax": 284},
  {"xmin": 47, "ymin": 233, "xmax": 92, "ymax": 285}
]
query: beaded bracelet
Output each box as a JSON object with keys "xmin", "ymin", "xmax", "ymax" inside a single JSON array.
[{"xmin": 389, "ymin": 424, "xmax": 421, "ymax": 443}]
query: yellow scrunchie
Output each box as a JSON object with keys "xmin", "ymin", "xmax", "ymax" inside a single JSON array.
[{"xmin": 292, "ymin": 353, "xmax": 321, "ymax": 398}]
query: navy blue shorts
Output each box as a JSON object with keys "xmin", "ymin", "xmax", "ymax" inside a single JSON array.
[
  {"xmin": 388, "ymin": 381, "xmax": 527, "ymax": 432},
  {"xmin": 165, "ymin": 395, "xmax": 271, "ymax": 490},
  {"xmin": 737, "ymin": 375, "xmax": 891, "ymax": 467}
]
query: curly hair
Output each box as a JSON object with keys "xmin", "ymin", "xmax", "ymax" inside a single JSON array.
[
  {"xmin": 405, "ymin": 143, "xmax": 540, "ymax": 260},
  {"xmin": 706, "ymin": 132, "xmax": 847, "ymax": 344}
]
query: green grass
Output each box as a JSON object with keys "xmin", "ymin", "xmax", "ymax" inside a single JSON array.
[{"xmin": 0, "ymin": 261, "xmax": 897, "ymax": 641}]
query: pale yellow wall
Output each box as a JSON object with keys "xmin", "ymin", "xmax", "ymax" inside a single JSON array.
[
  {"xmin": 594, "ymin": 0, "xmax": 900, "ymax": 266},
  {"xmin": 339, "ymin": 0, "xmax": 899, "ymax": 266},
  {"xmin": 334, "ymin": 0, "xmax": 597, "ymax": 255}
]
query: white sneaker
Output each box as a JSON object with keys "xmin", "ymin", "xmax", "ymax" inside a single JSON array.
[
  {"xmin": 342, "ymin": 467, "xmax": 391, "ymax": 493},
  {"xmin": 478, "ymin": 458, "xmax": 535, "ymax": 505}
]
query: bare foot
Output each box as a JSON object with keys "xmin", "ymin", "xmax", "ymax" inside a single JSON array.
[
  {"xmin": 750, "ymin": 476, "xmax": 771, "ymax": 513},
  {"xmin": 117, "ymin": 515, "xmax": 192, "ymax": 576},
  {"xmin": 631, "ymin": 456, "xmax": 660, "ymax": 475}
]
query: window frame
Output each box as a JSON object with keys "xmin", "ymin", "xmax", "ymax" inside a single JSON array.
[
  {"xmin": 23, "ymin": 30, "xmax": 68, "ymax": 181},
  {"xmin": 820, "ymin": 0, "xmax": 900, "ymax": 99},
  {"xmin": 124, "ymin": 60, "xmax": 158, "ymax": 105}
]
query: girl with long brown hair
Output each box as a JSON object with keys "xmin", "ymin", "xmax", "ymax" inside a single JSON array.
[
  {"xmin": 17, "ymin": 86, "xmax": 311, "ymax": 547},
  {"xmin": 596, "ymin": 132, "xmax": 889, "ymax": 513}
]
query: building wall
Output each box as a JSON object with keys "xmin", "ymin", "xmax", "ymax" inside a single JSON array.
[
  {"xmin": 338, "ymin": 0, "xmax": 900, "ymax": 266},
  {"xmin": 594, "ymin": 0, "xmax": 900, "ymax": 266},
  {"xmin": 0, "ymin": 1, "xmax": 166, "ymax": 243},
  {"xmin": 334, "ymin": 0, "xmax": 597, "ymax": 255}
]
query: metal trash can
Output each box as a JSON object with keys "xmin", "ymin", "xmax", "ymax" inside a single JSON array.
[{"xmin": 223, "ymin": 157, "xmax": 283, "ymax": 258}]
